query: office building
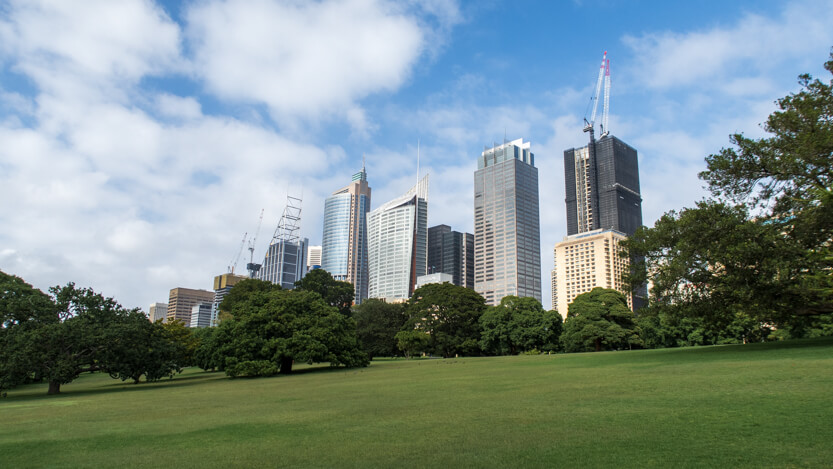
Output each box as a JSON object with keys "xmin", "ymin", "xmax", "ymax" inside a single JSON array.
[
  {"xmin": 367, "ymin": 175, "xmax": 428, "ymax": 302},
  {"xmin": 416, "ymin": 272, "xmax": 453, "ymax": 289},
  {"xmin": 474, "ymin": 138, "xmax": 542, "ymax": 306},
  {"xmin": 551, "ymin": 229, "xmax": 633, "ymax": 318},
  {"xmin": 321, "ymin": 167, "xmax": 371, "ymax": 303},
  {"xmin": 257, "ymin": 196, "xmax": 308, "ymax": 289},
  {"xmin": 307, "ymin": 245, "xmax": 322, "ymax": 272},
  {"xmin": 167, "ymin": 288, "xmax": 215, "ymax": 326},
  {"xmin": 148, "ymin": 302, "xmax": 167, "ymax": 322},
  {"xmin": 564, "ymin": 134, "xmax": 642, "ymax": 236},
  {"xmin": 189, "ymin": 302, "xmax": 213, "ymax": 328},
  {"xmin": 212, "ymin": 273, "xmax": 248, "ymax": 325},
  {"xmin": 427, "ymin": 224, "xmax": 474, "ymax": 289}
]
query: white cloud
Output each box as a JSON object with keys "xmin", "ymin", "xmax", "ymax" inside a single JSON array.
[
  {"xmin": 622, "ymin": 0, "xmax": 833, "ymax": 90},
  {"xmin": 185, "ymin": 0, "xmax": 433, "ymax": 129}
]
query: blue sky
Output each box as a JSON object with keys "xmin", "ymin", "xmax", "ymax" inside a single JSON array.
[{"xmin": 1, "ymin": 0, "xmax": 832, "ymax": 310}]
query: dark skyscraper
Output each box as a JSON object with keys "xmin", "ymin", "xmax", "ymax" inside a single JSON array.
[
  {"xmin": 564, "ymin": 134, "xmax": 642, "ymax": 236},
  {"xmin": 427, "ymin": 224, "xmax": 474, "ymax": 290}
]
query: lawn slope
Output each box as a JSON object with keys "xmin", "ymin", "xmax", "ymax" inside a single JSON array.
[{"xmin": 2, "ymin": 338, "xmax": 832, "ymax": 468}]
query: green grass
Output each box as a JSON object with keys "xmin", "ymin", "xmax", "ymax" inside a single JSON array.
[{"xmin": 2, "ymin": 338, "xmax": 832, "ymax": 468}]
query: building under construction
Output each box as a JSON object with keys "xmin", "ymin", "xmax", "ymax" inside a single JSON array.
[{"xmin": 256, "ymin": 196, "xmax": 308, "ymax": 289}]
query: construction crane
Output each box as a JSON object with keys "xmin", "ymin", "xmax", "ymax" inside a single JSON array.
[
  {"xmin": 228, "ymin": 232, "xmax": 247, "ymax": 274},
  {"xmin": 246, "ymin": 208, "xmax": 265, "ymax": 279},
  {"xmin": 583, "ymin": 51, "xmax": 611, "ymax": 140}
]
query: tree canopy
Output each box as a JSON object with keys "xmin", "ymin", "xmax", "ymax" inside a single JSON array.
[
  {"xmin": 295, "ymin": 269, "xmax": 355, "ymax": 316},
  {"xmin": 353, "ymin": 298, "xmax": 408, "ymax": 359},
  {"xmin": 561, "ymin": 288, "xmax": 642, "ymax": 352},
  {"xmin": 398, "ymin": 283, "xmax": 486, "ymax": 358},
  {"xmin": 479, "ymin": 296, "xmax": 562, "ymax": 355}
]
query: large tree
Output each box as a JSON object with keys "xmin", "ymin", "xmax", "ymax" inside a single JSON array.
[
  {"xmin": 220, "ymin": 288, "xmax": 368, "ymax": 377},
  {"xmin": 479, "ymin": 296, "xmax": 562, "ymax": 355},
  {"xmin": 353, "ymin": 299, "xmax": 408, "ymax": 359},
  {"xmin": 561, "ymin": 288, "xmax": 642, "ymax": 353},
  {"xmin": 399, "ymin": 283, "xmax": 487, "ymax": 358},
  {"xmin": 295, "ymin": 269, "xmax": 355, "ymax": 316}
]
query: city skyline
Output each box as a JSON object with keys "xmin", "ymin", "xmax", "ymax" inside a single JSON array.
[{"xmin": 1, "ymin": 1, "xmax": 832, "ymax": 310}]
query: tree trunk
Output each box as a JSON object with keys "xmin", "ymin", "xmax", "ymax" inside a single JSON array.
[
  {"xmin": 595, "ymin": 338, "xmax": 601, "ymax": 352},
  {"xmin": 280, "ymin": 357, "xmax": 293, "ymax": 374},
  {"xmin": 48, "ymin": 381, "xmax": 61, "ymax": 395}
]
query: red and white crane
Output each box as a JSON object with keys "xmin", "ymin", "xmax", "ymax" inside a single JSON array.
[{"xmin": 583, "ymin": 51, "xmax": 611, "ymax": 139}]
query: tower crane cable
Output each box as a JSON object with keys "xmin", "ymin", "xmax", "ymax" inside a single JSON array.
[{"xmin": 228, "ymin": 232, "xmax": 247, "ymax": 274}]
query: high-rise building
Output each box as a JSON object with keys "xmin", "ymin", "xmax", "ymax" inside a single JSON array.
[
  {"xmin": 148, "ymin": 302, "xmax": 167, "ymax": 322},
  {"xmin": 551, "ymin": 229, "xmax": 633, "ymax": 318},
  {"xmin": 427, "ymin": 224, "xmax": 474, "ymax": 289},
  {"xmin": 474, "ymin": 138, "xmax": 542, "ymax": 306},
  {"xmin": 189, "ymin": 302, "xmax": 213, "ymax": 328},
  {"xmin": 564, "ymin": 134, "xmax": 642, "ymax": 236},
  {"xmin": 321, "ymin": 167, "xmax": 371, "ymax": 303},
  {"xmin": 212, "ymin": 273, "xmax": 248, "ymax": 326},
  {"xmin": 307, "ymin": 245, "xmax": 322, "ymax": 272},
  {"xmin": 257, "ymin": 196, "xmax": 308, "ymax": 289},
  {"xmin": 166, "ymin": 288, "xmax": 215, "ymax": 326},
  {"xmin": 367, "ymin": 175, "xmax": 428, "ymax": 302}
]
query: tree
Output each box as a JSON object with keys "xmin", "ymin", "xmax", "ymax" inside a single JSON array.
[
  {"xmin": 561, "ymin": 288, "xmax": 642, "ymax": 353},
  {"xmin": 218, "ymin": 278, "xmax": 281, "ymax": 320},
  {"xmin": 353, "ymin": 299, "xmax": 408, "ymax": 359},
  {"xmin": 400, "ymin": 283, "xmax": 487, "ymax": 358},
  {"xmin": 480, "ymin": 296, "xmax": 562, "ymax": 355},
  {"xmin": 295, "ymin": 269, "xmax": 355, "ymax": 316},
  {"xmin": 698, "ymin": 51, "xmax": 833, "ymax": 316},
  {"xmin": 220, "ymin": 288, "xmax": 368, "ymax": 377}
]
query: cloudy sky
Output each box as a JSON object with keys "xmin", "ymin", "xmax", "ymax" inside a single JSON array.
[{"xmin": 1, "ymin": 0, "xmax": 832, "ymax": 311}]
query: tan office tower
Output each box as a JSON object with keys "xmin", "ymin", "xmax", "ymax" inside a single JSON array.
[
  {"xmin": 474, "ymin": 138, "xmax": 542, "ymax": 306},
  {"xmin": 551, "ymin": 228, "xmax": 632, "ymax": 319},
  {"xmin": 167, "ymin": 287, "xmax": 215, "ymax": 326}
]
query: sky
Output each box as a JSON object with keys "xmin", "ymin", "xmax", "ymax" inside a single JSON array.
[{"xmin": 1, "ymin": 0, "xmax": 832, "ymax": 311}]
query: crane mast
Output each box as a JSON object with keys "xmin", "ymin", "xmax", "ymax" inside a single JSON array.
[
  {"xmin": 583, "ymin": 51, "xmax": 611, "ymax": 140},
  {"xmin": 246, "ymin": 208, "xmax": 265, "ymax": 278},
  {"xmin": 228, "ymin": 232, "xmax": 247, "ymax": 274},
  {"xmin": 601, "ymin": 57, "xmax": 610, "ymax": 137}
]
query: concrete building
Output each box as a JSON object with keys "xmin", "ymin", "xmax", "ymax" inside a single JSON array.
[
  {"xmin": 307, "ymin": 245, "xmax": 322, "ymax": 272},
  {"xmin": 564, "ymin": 134, "xmax": 642, "ymax": 236},
  {"xmin": 550, "ymin": 229, "xmax": 633, "ymax": 318},
  {"xmin": 189, "ymin": 302, "xmax": 213, "ymax": 328},
  {"xmin": 427, "ymin": 224, "xmax": 474, "ymax": 290},
  {"xmin": 321, "ymin": 167, "xmax": 371, "ymax": 303},
  {"xmin": 212, "ymin": 273, "xmax": 248, "ymax": 326},
  {"xmin": 148, "ymin": 302, "xmax": 167, "ymax": 323},
  {"xmin": 367, "ymin": 175, "xmax": 428, "ymax": 302},
  {"xmin": 474, "ymin": 138, "xmax": 542, "ymax": 306},
  {"xmin": 167, "ymin": 288, "xmax": 215, "ymax": 326},
  {"xmin": 257, "ymin": 196, "xmax": 308, "ymax": 289},
  {"xmin": 416, "ymin": 272, "xmax": 454, "ymax": 289}
]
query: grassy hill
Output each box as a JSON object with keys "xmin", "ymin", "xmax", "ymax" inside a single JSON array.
[{"xmin": 2, "ymin": 338, "xmax": 832, "ymax": 468}]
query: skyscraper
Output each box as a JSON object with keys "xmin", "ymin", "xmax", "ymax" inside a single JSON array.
[
  {"xmin": 166, "ymin": 288, "xmax": 215, "ymax": 326},
  {"xmin": 564, "ymin": 134, "xmax": 642, "ymax": 236},
  {"xmin": 367, "ymin": 175, "xmax": 428, "ymax": 302},
  {"xmin": 148, "ymin": 302, "xmax": 167, "ymax": 322},
  {"xmin": 307, "ymin": 245, "xmax": 322, "ymax": 272},
  {"xmin": 212, "ymin": 273, "xmax": 247, "ymax": 326},
  {"xmin": 257, "ymin": 196, "xmax": 308, "ymax": 289},
  {"xmin": 474, "ymin": 138, "xmax": 542, "ymax": 306},
  {"xmin": 427, "ymin": 224, "xmax": 474, "ymax": 290},
  {"xmin": 321, "ymin": 167, "xmax": 371, "ymax": 303}
]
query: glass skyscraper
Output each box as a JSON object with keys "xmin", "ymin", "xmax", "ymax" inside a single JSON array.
[
  {"xmin": 321, "ymin": 167, "xmax": 371, "ymax": 303},
  {"xmin": 474, "ymin": 138, "xmax": 542, "ymax": 306},
  {"xmin": 367, "ymin": 175, "xmax": 428, "ymax": 302},
  {"xmin": 427, "ymin": 224, "xmax": 474, "ymax": 290}
]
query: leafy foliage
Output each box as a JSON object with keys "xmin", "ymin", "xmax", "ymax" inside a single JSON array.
[
  {"xmin": 561, "ymin": 288, "xmax": 642, "ymax": 352},
  {"xmin": 479, "ymin": 296, "xmax": 562, "ymax": 355},
  {"xmin": 399, "ymin": 283, "xmax": 487, "ymax": 358},
  {"xmin": 295, "ymin": 269, "xmax": 355, "ymax": 316},
  {"xmin": 353, "ymin": 299, "xmax": 408, "ymax": 359}
]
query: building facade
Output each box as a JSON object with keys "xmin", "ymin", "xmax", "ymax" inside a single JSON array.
[
  {"xmin": 212, "ymin": 273, "xmax": 248, "ymax": 326},
  {"xmin": 321, "ymin": 167, "xmax": 371, "ymax": 303},
  {"xmin": 148, "ymin": 302, "xmax": 167, "ymax": 322},
  {"xmin": 166, "ymin": 288, "xmax": 215, "ymax": 326},
  {"xmin": 189, "ymin": 302, "xmax": 213, "ymax": 328},
  {"xmin": 367, "ymin": 175, "xmax": 428, "ymax": 302},
  {"xmin": 258, "ymin": 238, "xmax": 308, "ymax": 289},
  {"xmin": 427, "ymin": 224, "xmax": 474, "ymax": 290},
  {"xmin": 474, "ymin": 138, "xmax": 542, "ymax": 306},
  {"xmin": 551, "ymin": 229, "xmax": 633, "ymax": 318},
  {"xmin": 564, "ymin": 134, "xmax": 642, "ymax": 236},
  {"xmin": 307, "ymin": 245, "xmax": 322, "ymax": 272}
]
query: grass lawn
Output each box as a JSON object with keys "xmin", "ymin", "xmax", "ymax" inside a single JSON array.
[{"xmin": 2, "ymin": 338, "xmax": 832, "ymax": 468}]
